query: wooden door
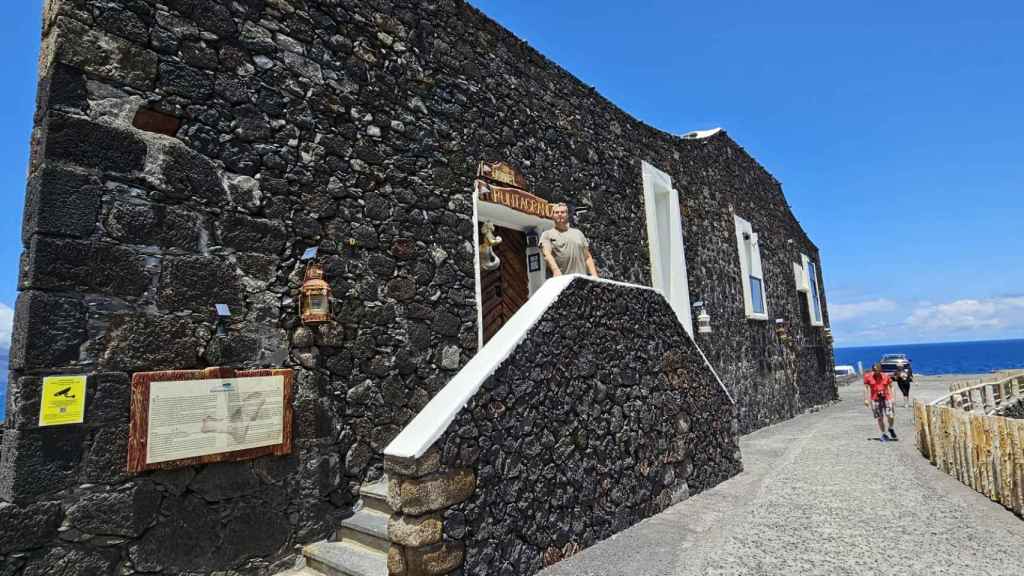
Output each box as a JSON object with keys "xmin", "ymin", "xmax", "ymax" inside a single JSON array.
[{"xmin": 480, "ymin": 225, "xmax": 530, "ymax": 345}]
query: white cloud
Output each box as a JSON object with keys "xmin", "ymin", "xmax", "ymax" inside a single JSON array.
[
  {"xmin": 829, "ymin": 298, "xmax": 897, "ymax": 322},
  {"xmin": 830, "ymin": 295, "xmax": 1024, "ymax": 346},
  {"xmin": 906, "ymin": 297, "xmax": 1024, "ymax": 332},
  {"xmin": 0, "ymin": 303, "xmax": 12, "ymax": 349}
]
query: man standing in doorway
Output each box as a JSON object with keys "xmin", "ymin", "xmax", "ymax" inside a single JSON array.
[
  {"xmin": 541, "ymin": 203, "xmax": 599, "ymax": 278},
  {"xmin": 864, "ymin": 363, "xmax": 897, "ymax": 442}
]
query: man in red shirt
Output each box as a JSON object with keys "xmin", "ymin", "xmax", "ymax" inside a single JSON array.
[{"xmin": 864, "ymin": 364, "xmax": 897, "ymax": 442}]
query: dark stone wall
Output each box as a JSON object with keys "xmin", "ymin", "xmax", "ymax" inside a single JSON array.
[
  {"xmin": 432, "ymin": 279, "xmax": 741, "ymax": 575},
  {"xmin": 677, "ymin": 140, "xmax": 838, "ymax": 432},
  {"xmin": 3, "ymin": 0, "xmax": 832, "ymax": 573}
]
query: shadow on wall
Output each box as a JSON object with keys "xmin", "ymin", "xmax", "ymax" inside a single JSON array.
[{"xmin": 384, "ymin": 277, "xmax": 742, "ymax": 576}]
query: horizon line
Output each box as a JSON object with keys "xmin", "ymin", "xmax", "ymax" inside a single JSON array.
[{"xmin": 835, "ymin": 336, "xmax": 1024, "ymax": 350}]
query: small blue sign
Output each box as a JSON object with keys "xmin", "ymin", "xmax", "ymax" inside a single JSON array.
[{"xmin": 301, "ymin": 247, "xmax": 319, "ymax": 261}]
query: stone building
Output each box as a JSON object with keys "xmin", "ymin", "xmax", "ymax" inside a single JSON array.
[{"xmin": 1, "ymin": 1, "xmax": 835, "ymax": 575}]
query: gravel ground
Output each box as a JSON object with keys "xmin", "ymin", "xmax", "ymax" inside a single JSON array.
[{"xmin": 539, "ymin": 374, "xmax": 1024, "ymax": 576}]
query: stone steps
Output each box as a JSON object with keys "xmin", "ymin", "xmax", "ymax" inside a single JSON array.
[
  {"xmin": 294, "ymin": 476, "xmax": 391, "ymax": 576},
  {"xmin": 303, "ymin": 541, "xmax": 387, "ymax": 576},
  {"xmin": 337, "ymin": 507, "xmax": 390, "ymax": 554}
]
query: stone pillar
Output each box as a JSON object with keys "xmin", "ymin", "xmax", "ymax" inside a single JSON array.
[{"xmin": 384, "ymin": 449, "xmax": 475, "ymax": 576}]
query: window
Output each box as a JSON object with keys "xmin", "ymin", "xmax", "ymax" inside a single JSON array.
[
  {"xmin": 734, "ymin": 215, "xmax": 767, "ymax": 320},
  {"xmin": 797, "ymin": 253, "xmax": 824, "ymax": 326},
  {"xmin": 807, "ymin": 259, "xmax": 823, "ymax": 326},
  {"xmin": 750, "ymin": 276, "xmax": 765, "ymax": 314},
  {"xmin": 641, "ymin": 161, "xmax": 693, "ymax": 336}
]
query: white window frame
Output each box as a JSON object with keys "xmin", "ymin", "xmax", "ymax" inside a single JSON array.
[
  {"xmin": 802, "ymin": 254, "xmax": 824, "ymax": 326},
  {"xmin": 794, "ymin": 260, "xmax": 810, "ymax": 293},
  {"xmin": 734, "ymin": 215, "xmax": 768, "ymax": 320},
  {"xmin": 641, "ymin": 161, "xmax": 693, "ymax": 336}
]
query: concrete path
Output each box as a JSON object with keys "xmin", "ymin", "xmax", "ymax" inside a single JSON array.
[{"xmin": 540, "ymin": 376, "xmax": 1024, "ymax": 576}]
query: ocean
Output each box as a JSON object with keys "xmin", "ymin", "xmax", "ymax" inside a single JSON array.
[{"xmin": 835, "ymin": 338, "xmax": 1024, "ymax": 376}]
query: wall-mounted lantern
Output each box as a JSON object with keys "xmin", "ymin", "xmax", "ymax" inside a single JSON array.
[
  {"xmin": 775, "ymin": 318, "xmax": 791, "ymax": 345},
  {"xmin": 299, "ymin": 247, "xmax": 330, "ymax": 325},
  {"xmin": 824, "ymin": 327, "xmax": 834, "ymax": 344},
  {"xmin": 693, "ymin": 301, "xmax": 712, "ymax": 334}
]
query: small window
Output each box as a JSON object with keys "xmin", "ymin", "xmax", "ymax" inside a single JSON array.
[
  {"xmin": 750, "ymin": 276, "xmax": 765, "ymax": 315},
  {"xmin": 807, "ymin": 259, "xmax": 823, "ymax": 325},
  {"xmin": 797, "ymin": 253, "xmax": 824, "ymax": 326},
  {"xmin": 734, "ymin": 215, "xmax": 768, "ymax": 320}
]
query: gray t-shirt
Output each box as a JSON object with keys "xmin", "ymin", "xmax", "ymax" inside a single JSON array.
[{"xmin": 540, "ymin": 227, "xmax": 590, "ymax": 275}]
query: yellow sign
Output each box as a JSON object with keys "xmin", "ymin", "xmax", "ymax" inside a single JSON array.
[{"xmin": 38, "ymin": 375, "xmax": 87, "ymax": 427}]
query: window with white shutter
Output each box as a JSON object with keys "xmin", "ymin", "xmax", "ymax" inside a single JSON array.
[
  {"xmin": 734, "ymin": 215, "xmax": 768, "ymax": 320},
  {"xmin": 796, "ymin": 253, "xmax": 824, "ymax": 326}
]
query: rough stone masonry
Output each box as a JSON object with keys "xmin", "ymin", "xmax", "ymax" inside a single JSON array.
[
  {"xmin": 385, "ymin": 280, "xmax": 741, "ymax": 575},
  {"xmin": 2, "ymin": 0, "xmax": 835, "ymax": 574}
]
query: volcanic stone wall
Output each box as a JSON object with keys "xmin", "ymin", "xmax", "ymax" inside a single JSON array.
[
  {"xmin": 676, "ymin": 140, "xmax": 838, "ymax": 432},
  {"xmin": 2, "ymin": 0, "xmax": 832, "ymax": 573},
  {"xmin": 387, "ymin": 279, "xmax": 741, "ymax": 575}
]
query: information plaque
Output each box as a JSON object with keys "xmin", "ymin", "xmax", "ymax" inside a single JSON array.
[{"xmin": 128, "ymin": 367, "xmax": 293, "ymax": 473}]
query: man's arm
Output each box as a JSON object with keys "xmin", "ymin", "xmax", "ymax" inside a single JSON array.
[
  {"xmin": 585, "ymin": 248, "xmax": 599, "ymax": 278},
  {"xmin": 542, "ymin": 244, "xmax": 562, "ymax": 276},
  {"xmin": 863, "ymin": 382, "xmax": 871, "ymax": 406}
]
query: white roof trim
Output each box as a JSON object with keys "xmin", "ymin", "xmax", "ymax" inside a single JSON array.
[
  {"xmin": 681, "ymin": 128, "xmax": 723, "ymax": 140},
  {"xmin": 384, "ymin": 275, "xmax": 734, "ymax": 460}
]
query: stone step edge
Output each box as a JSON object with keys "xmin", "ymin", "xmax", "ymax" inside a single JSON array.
[
  {"xmin": 360, "ymin": 477, "xmax": 389, "ymax": 501},
  {"xmin": 304, "ymin": 541, "xmax": 387, "ymax": 576},
  {"xmin": 339, "ymin": 508, "xmax": 390, "ymax": 543}
]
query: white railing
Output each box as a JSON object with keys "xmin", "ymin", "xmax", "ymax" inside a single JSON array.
[{"xmin": 932, "ymin": 371, "xmax": 1024, "ymax": 415}]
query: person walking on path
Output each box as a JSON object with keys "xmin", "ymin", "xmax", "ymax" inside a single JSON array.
[
  {"xmin": 894, "ymin": 365, "xmax": 913, "ymax": 408},
  {"xmin": 864, "ymin": 364, "xmax": 897, "ymax": 442},
  {"xmin": 541, "ymin": 203, "xmax": 599, "ymax": 278}
]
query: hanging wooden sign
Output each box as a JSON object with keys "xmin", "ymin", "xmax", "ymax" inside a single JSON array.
[
  {"xmin": 127, "ymin": 367, "xmax": 294, "ymax": 473},
  {"xmin": 475, "ymin": 179, "xmax": 554, "ymax": 220},
  {"xmin": 478, "ymin": 161, "xmax": 528, "ymax": 190}
]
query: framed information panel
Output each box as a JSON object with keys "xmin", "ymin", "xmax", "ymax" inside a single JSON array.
[{"xmin": 128, "ymin": 367, "xmax": 294, "ymax": 474}]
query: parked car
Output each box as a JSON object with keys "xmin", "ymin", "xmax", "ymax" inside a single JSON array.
[
  {"xmin": 834, "ymin": 365, "xmax": 857, "ymax": 377},
  {"xmin": 876, "ymin": 352, "xmax": 917, "ymax": 379},
  {"xmin": 879, "ymin": 353, "xmax": 911, "ymax": 375}
]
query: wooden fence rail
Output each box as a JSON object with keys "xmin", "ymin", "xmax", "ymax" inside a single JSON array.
[{"xmin": 914, "ymin": 399, "xmax": 1024, "ymax": 518}]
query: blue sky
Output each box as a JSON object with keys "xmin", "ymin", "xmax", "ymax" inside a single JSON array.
[{"xmin": 0, "ymin": 1, "xmax": 1021, "ymax": 348}]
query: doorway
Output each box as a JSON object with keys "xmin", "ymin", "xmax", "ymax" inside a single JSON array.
[{"xmin": 479, "ymin": 225, "xmax": 531, "ymax": 345}]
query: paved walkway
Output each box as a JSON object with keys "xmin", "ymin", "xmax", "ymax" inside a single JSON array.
[{"xmin": 540, "ymin": 377, "xmax": 1024, "ymax": 576}]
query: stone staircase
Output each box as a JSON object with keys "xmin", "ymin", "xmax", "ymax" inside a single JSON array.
[{"xmin": 286, "ymin": 477, "xmax": 391, "ymax": 576}]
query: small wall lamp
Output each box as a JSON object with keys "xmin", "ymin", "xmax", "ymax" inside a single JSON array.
[
  {"xmin": 693, "ymin": 301, "xmax": 712, "ymax": 334},
  {"xmin": 300, "ymin": 247, "xmax": 331, "ymax": 325},
  {"xmin": 775, "ymin": 318, "xmax": 792, "ymax": 345}
]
